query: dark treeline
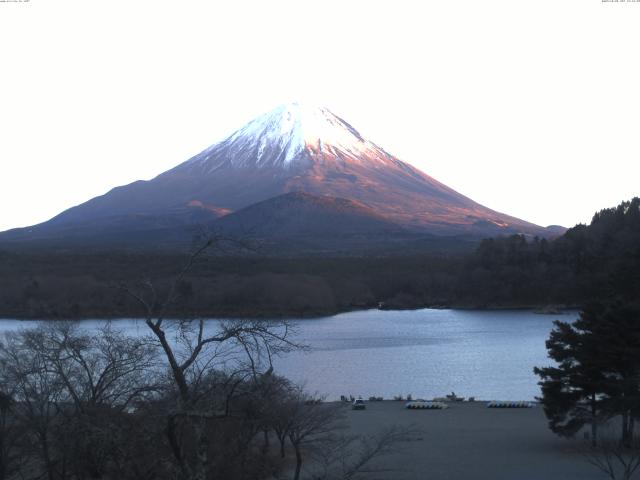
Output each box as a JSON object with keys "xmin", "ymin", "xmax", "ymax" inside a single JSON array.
[
  {"xmin": 464, "ymin": 197, "xmax": 640, "ymax": 307},
  {"xmin": 531, "ymin": 201, "xmax": 640, "ymax": 476},
  {"xmin": 1, "ymin": 198, "xmax": 638, "ymax": 319},
  {"xmin": 0, "ymin": 253, "xmax": 462, "ymax": 319}
]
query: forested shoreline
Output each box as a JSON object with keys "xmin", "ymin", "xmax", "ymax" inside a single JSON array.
[{"xmin": 0, "ymin": 198, "xmax": 638, "ymax": 320}]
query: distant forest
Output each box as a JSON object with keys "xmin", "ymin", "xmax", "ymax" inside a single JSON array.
[{"xmin": 0, "ymin": 198, "xmax": 638, "ymax": 319}]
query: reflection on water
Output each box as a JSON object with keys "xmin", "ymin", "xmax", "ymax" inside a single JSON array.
[{"xmin": 0, "ymin": 308, "xmax": 577, "ymax": 401}]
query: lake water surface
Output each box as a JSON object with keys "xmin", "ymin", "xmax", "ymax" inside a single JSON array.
[
  {"xmin": 274, "ymin": 309, "xmax": 577, "ymax": 401},
  {"xmin": 0, "ymin": 309, "xmax": 577, "ymax": 401}
]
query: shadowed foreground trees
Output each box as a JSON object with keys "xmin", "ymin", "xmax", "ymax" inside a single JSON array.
[
  {"xmin": 0, "ymin": 391, "xmax": 22, "ymax": 480},
  {"xmin": 535, "ymin": 301, "xmax": 640, "ymax": 449},
  {"xmin": 0, "ymin": 322, "xmax": 159, "ymax": 480},
  {"xmin": 119, "ymin": 240, "xmax": 303, "ymax": 480},
  {"xmin": 534, "ymin": 199, "xmax": 640, "ymax": 451},
  {"xmin": 534, "ymin": 311, "xmax": 605, "ymax": 446},
  {"xmin": 582, "ymin": 427, "xmax": 640, "ymax": 480},
  {"xmin": 0, "ymin": 321, "xmax": 413, "ymax": 480}
]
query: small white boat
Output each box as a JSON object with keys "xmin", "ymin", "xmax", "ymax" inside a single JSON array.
[
  {"xmin": 405, "ymin": 400, "xmax": 448, "ymax": 410},
  {"xmin": 486, "ymin": 400, "xmax": 534, "ymax": 408}
]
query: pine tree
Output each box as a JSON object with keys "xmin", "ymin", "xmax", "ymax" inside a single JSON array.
[
  {"xmin": 534, "ymin": 312, "xmax": 605, "ymax": 446},
  {"xmin": 587, "ymin": 302, "xmax": 640, "ymax": 446},
  {"xmin": 535, "ymin": 301, "xmax": 640, "ymax": 446}
]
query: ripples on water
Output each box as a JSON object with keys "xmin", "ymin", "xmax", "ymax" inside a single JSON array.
[
  {"xmin": 0, "ymin": 309, "xmax": 577, "ymax": 401},
  {"xmin": 274, "ymin": 309, "xmax": 578, "ymax": 401}
]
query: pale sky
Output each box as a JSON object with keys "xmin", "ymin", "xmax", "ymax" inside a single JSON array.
[{"xmin": 1, "ymin": 0, "xmax": 639, "ymax": 232}]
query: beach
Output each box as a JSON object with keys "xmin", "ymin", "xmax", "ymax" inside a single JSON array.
[{"xmin": 341, "ymin": 401, "xmax": 603, "ymax": 480}]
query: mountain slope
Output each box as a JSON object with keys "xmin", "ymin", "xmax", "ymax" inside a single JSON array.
[
  {"xmin": 209, "ymin": 191, "xmax": 428, "ymax": 255},
  {"xmin": 214, "ymin": 192, "xmax": 405, "ymax": 237},
  {"xmin": 0, "ymin": 102, "xmax": 560, "ymax": 250}
]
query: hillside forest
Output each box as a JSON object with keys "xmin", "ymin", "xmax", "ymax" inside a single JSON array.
[{"xmin": 0, "ymin": 198, "xmax": 638, "ymax": 319}]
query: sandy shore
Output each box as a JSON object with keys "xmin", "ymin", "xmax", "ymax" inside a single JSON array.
[{"xmin": 339, "ymin": 401, "xmax": 603, "ymax": 480}]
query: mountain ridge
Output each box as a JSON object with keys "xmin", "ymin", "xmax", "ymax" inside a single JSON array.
[{"xmin": 0, "ymin": 102, "xmax": 563, "ymax": 252}]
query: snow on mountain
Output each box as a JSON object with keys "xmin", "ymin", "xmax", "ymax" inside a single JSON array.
[
  {"xmin": 0, "ymin": 102, "xmax": 561, "ymax": 250},
  {"xmin": 180, "ymin": 102, "xmax": 392, "ymax": 172}
]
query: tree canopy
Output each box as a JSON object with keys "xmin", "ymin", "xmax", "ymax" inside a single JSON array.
[{"xmin": 535, "ymin": 300, "xmax": 640, "ymax": 446}]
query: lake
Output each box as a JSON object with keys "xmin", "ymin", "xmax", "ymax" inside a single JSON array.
[
  {"xmin": 0, "ymin": 308, "xmax": 577, "ymax": 401},
  {"xmin": 274, "ymin": 309, "xmax": 577, "ymax": 401}
]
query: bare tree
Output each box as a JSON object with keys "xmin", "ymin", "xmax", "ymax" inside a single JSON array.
[
  {"xmin": 0, "ymin": 322, "xmax": 160, "ymax": 480},
  {"xmin": 270, "ymin": 386, "xmax": 422, "ymax": 480},
  {"xmin": 310, "ymin": 425, "xmax": 423, "ymax": 480},
  {"xmin": 0, "ymin": 329, "xmax": 68, "ymax": 480},
  {"xmin": 21, "ymin": 322, "xmax": 159, "ymax": 411},
  {"xmin": 267, "ymin": 379, "xmax": 297, "ymax": 460},
  {"xmin": 120, "ymin": 240, "xmax": 301, "ymax": 480},
  {"xmin": 0, "ymin": 391, "xmax": 24, "ymax": 480},
  {"xmin": 282, "ymin": 390, "xmax": 346, "ymax": 480},
  {"xmin": 583, "ymin": 426, "xmax": 640, "ymax": 480}
]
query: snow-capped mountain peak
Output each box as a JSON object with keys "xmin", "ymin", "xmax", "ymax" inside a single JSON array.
[
  {"xmin": 0, "ymin": 101, "xmax": 557, "ymax": 248},
  {"xmin": 184, "ymin": 102, "xmax": 390, "ymax": 172}
]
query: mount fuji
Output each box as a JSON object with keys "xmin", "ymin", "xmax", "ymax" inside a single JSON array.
[{"xmin": 0, "ymin": 103, "xmax": 561, "ymax": 253}]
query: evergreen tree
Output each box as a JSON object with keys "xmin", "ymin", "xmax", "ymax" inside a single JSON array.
[
  {"xmin": 535, "ymin": 301, "xmax": 640, "ymax": 446},
  {"xmin": 588, "ymin": 302, "xmax": 640, "ymax": 446},
  {"xmin": 534, "ymin": 311, "xmax": 605, "ymax": 446}
]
